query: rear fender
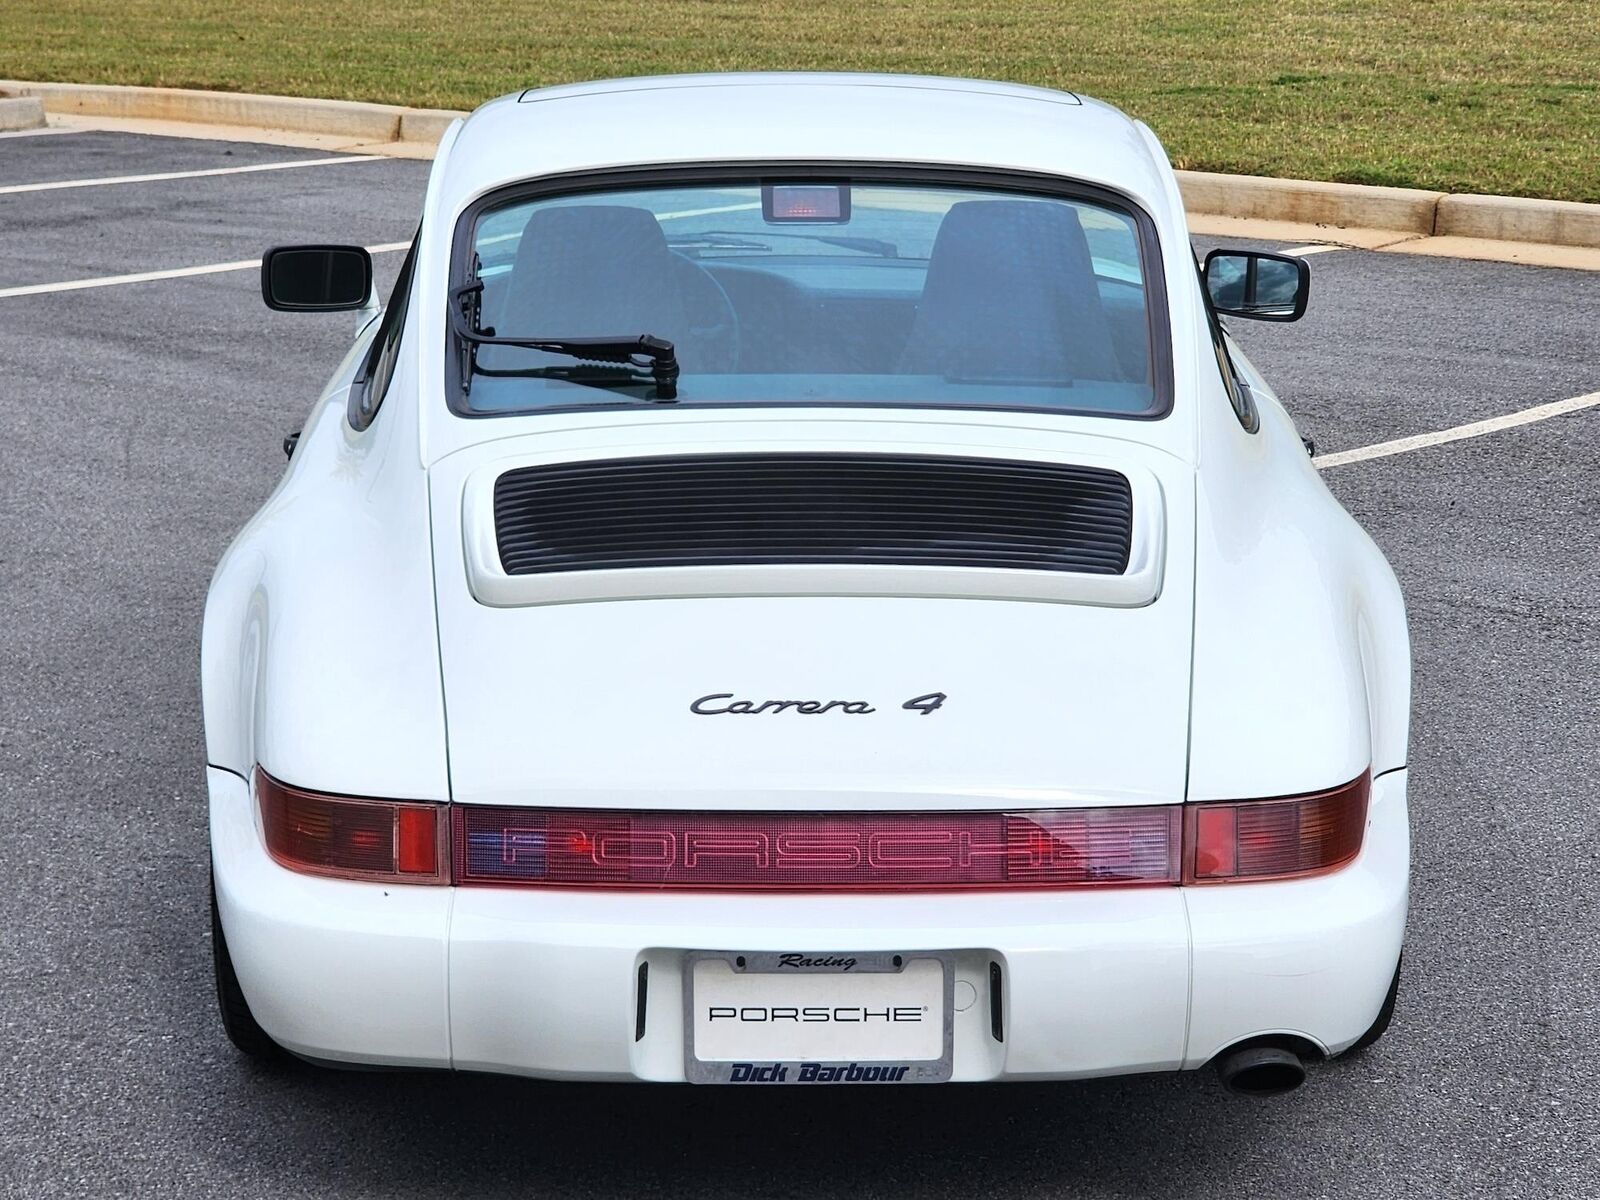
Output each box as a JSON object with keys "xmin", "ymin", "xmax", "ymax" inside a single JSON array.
[
  {"xmin": 1187, "ymin": 336, "xmax": 1410, "ymax": 800},
  {"xmin": 201, "ymin": 323, "xmax": 450, "ymax": 801}
]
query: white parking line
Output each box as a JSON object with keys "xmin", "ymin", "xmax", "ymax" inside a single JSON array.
[
  {"xmin": 0, "ymin": 242, "xmax": 411, "ymax": 299},
  {"xmin": 1283, "ymin": 244, "xmax": 1345, "ymax": 256},
  {"xmin": 0, "ymin": 126, "xmax": 80, "ymax": 141},
  {"xmin": 4, "ymin": 238, "xmax": 1593, "ymax": 475},
  {"xmin": 0, "ymin": 154, "xmax": 386, "ymax": 196},
  {"xmin": 473, "ymin": 201, "xmax": 762, "ymax": 250},
  {"xmin": 1315, "ymin": 390, "xmax": 1600, "ymax": 469},
  {"xmin": 656, "ymin": 202, "xmax": 761, "ymax": 221}
]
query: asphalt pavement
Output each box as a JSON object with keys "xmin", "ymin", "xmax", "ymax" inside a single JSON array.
[{"xmin": 0, "ymin": 127, "xmax": 1597, "ymax": 1200}]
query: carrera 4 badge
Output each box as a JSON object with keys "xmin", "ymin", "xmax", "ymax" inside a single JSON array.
[{"xmin": 690, "ymin": 692, "xmax": 948, "ymax": 716}]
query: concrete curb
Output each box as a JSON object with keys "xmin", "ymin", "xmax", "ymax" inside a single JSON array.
[
  {"xmin": 0, "ymin": 80, "xmax": 462, "ymax": 148},
  {"xmin": 4, "ymin": 80, "xmax": 1599, "ymax": 252},
  {"xmin": 1176, "ymin": 171, "xmax": 1444, "ymax": 239},
  {"xmin": 1182, "ymin": 170, "xmax": 1600, "ymax": 252},
  {"xmin": 0, "ymin": 95, "xmax": 46, "ymax": 131},
  {"xmin": 1435, "ymin": 193, "xmax": 1600, "ymax": 250}
]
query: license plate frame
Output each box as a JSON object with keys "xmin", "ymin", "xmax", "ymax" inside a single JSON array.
[{"xmin": 683, "ymin": 950, "xmax": 955, "ymax": 1084}]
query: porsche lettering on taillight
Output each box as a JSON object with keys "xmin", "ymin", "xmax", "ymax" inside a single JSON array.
[
  {"xmin": 255, "ymin": 772, "xmax": 1370, "ymax": 892},
  {"xmin": 453, "ymin": 807, "xmax": 1183, "ymax": 891}
]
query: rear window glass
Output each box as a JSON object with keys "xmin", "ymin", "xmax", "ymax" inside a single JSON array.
[{"xmin": 451, "ymin": 176, "xmax": 1168, "ymax": 419}]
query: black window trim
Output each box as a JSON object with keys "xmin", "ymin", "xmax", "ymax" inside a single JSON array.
[
  {"xmin": 349, "ymin": 230, "xmax": 420, "ymax": 432},
  {"xmin": 444, "ymin": 160, "xmax": 1176, "ymax": 424}
]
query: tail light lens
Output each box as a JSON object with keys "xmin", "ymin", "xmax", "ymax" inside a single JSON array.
[
  {"xmin": 253, "ymin": 771, "xmax": 1368, "ymax": 891},
  {"xmin": 1184, "ymin": 772, "xmax": 1369, "ymax": 884},
  {"xmin": 452, "ymin": 806, "xmax": 1182, "ymax": 891},
  {"xmin": 256, "ymin": 769, "xmax": 447, "ymax": 885}
]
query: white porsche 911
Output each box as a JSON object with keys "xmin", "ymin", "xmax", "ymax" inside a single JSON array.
[{"xmin": 204, "ymin": 73, "xmax": 1409, "ymax": 1096}]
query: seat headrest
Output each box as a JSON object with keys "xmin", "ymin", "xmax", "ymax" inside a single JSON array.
[
  {"xmin": 496, "ymin": 204, "xmax": 688, "ymax": 340},
  {"xmin": 899, "ymin": 199, "xmax": 1121, "ymax": 381}
]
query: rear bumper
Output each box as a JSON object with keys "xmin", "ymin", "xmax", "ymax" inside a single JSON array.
[{"xmin": 209, "ymin": 766, "xmax": 1409, "ymax": 1081}]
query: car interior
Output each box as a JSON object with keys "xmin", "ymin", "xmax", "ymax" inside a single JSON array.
[{"xmin": 471, "ymin": 191, "xmax": 1153, "ymax": 399}]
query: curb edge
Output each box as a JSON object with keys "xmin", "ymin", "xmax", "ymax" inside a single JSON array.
[{"xmin": 4, "ymin": 80, "xmax": 1598, "ymax": 252}]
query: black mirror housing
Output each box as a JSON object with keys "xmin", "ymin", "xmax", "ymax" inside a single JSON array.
[
  {"xmin": 1203, "ymin": 249, "xmax": 1310, "ymax": 322},
  {"xmin": 261, "ymin": 245, "xmax": 373, "ymax": 312}
]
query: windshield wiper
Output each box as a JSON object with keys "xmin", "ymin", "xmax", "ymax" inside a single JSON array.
[
  {"xmin": 664, "ymin": 233, "xmax": 772, "ymax": 252},
  {"xmin": 673, "ymin": 229, "xmax": 898, "ymax": 257},
  {"xmin": 449, "ymin": 281, "xmax": 679, "ymax": 401}
]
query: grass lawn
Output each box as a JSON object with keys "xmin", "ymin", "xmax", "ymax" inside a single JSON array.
[{"xmin": 3, "ymin": 0, "xmax": 1598, "ymax": 201}]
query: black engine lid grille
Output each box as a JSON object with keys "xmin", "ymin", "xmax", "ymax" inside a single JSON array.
[{"xmin": 493, "ymin": 453, "xmax": 1134, "ymax": 576}]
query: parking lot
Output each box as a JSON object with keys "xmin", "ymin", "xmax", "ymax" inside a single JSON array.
[{"xmin": 1, "ymin": 125, "xmax": 1596, "ymax": 1199}]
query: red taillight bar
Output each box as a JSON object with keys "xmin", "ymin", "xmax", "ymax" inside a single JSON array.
[
  {"xmin": 255, "ymin": 770, "xmax": 1369, "ymax": 891},
  {"xmin": 256, "ymin": 769, "xmax": 447, "ymax": 885},
  {"xmin": 1183, "ymin": 772, "xmax": 1370, "ymax": 884},
  {"xmin": 452, "ymin": 805, "xmax": 1182, "ymax": 892}
]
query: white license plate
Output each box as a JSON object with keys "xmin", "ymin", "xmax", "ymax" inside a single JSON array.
[{"xmin": 684, "ymin": 951, "xmax": 953, "ymax": 1084}]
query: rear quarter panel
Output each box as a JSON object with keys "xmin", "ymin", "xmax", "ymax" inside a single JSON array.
[
  {"xmin": 200, "ymin": 316, "xmax": 451, "ymax": 801},
  {"xmin": 1185, "ymin": 332, "xmax": 1410, "ymax": 801}
]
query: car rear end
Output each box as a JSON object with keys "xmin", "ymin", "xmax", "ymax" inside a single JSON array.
[
  {"xmin": 209, "ymin": 77, "xmax": 1408, "ymax": 1090},
  {"xmin": 212, "ymin": 411, "xmax": 1407, "ymax": 1085},
  {"xmin": 212, "ymin": 763, "xmax": 1406, "ymax": 1083}
]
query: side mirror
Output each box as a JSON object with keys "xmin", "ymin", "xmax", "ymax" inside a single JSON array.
[
  {"xmin": 1203, "ymin": 249, "xmax": 1310, "ymax": 322},
  {"xmin": 261, "ymin": 245, "xmax": 372, "ymax": 312}
]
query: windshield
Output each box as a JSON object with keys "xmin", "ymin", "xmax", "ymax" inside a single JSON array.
[{"xmin": 451, "ymin": 176, "xmax": 1167, "ymax": 418}]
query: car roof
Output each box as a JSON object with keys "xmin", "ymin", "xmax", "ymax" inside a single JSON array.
[{"xmin": 433, "ymin": 72, "xmax": 1177, "ymax": 221}]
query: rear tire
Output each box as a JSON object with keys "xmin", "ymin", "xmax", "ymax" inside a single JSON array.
[
  {"xmin": 1346, "ymin": 953, "xmax": 1401, "ymax": 1055},
  {"xmin": 211, "ymin": 875, "xmax": 283, "ymax": 1061}
]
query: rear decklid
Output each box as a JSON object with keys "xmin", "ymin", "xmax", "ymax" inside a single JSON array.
[{"xmin": 427, "ymin": 414, "xmax": 1195, "ymax": 811}]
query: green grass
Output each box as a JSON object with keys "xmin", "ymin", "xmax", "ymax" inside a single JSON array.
[{"xmin": 3, "ymin": 0, "xmax": 1599, "ymax": 201}]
